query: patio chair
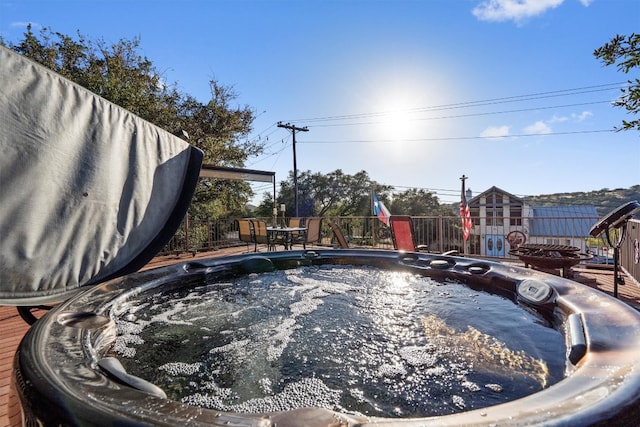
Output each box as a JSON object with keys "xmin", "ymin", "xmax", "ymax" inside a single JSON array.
[
  {"xmin": 288, "ymin": 217, "xmax": 306, "ymax": 245},
  {"xmin": 299, "ymin": 217, "xmax": 323, "ymax": 249},
  {"xmin": 236, "ymin": 219, "xmax": 255, "ymax": 251},
  {"xmin": 329, "ymin": 222, "xmax": 349, "ymax": 248},
  {"xmin": 288, "ymin": 217, "xmax": 305, "ymax": 228},
  {"xmin": 389, "ymin": 215, "xmax": 429, "ymax": 252},
  {"xmin": 250, "ymin": 219, "xmax": 278, "ymax": 251}
]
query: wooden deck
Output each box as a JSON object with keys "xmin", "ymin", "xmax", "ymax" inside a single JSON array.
[{"xmin": 1, "ymin": 247, "xmax": 638, "ymax": 426}]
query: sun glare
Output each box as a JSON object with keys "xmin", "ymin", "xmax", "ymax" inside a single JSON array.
[
  {"xmin": 356, "ymin": 62, "xmax": 459, "ymax": 148},
  {"xmin": 374, "ymin": 95, "xmax": 426, "ymax": 143},
  {"xmin": 368, "ymin": 78, "xmax": 445, "ymax": 143},
  {"xmin": 379, "ymin": 107, "xmax": 413, "ymax": 140}
]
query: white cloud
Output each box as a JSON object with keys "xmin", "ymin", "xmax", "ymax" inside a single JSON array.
[
  {"xmin": 549, "ymin": 114, "xmax": 569, "ymax": 123},
  {"xmin": 548, "ymin": 111, "xmax": 593, "ymax": 123},
  {"xmin": 472, "ymin": 0, "xmax": 565, "ymax": 23},
  {"xmin": 480, "ymin": 125, "xmax": 510, "ymax": 138},
  {"xmin": 572, "ymin": 111, "xmax": 593, "ymax": 122},
  {"xmin": 524, "ymin": 121, "xmax": 552, "ymax": 134},
  {"xmin": 579, "ymin": 0, "xmax": 594, "ymax": 6}
]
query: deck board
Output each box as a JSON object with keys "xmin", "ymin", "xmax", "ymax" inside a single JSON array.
[{"xmin": 1, "ymin": 249, "xmax": 638, "ymax": 426}]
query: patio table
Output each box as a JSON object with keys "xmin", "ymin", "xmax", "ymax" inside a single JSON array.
[{"xmin": 266, "ymin": 226, "xmax": 307, "ymax": 250}]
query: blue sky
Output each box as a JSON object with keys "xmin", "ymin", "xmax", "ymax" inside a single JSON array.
[{"xmin": 2, "ymin": 0, "xmax": 638, "ymax": 205}]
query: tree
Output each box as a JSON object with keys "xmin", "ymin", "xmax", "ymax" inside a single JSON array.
[
  {"xmin": 312, "ymin": 170, "xmax": 381, "ymax": 217},
  {"xmin": 3, "ymin": 26, "xmax": 264, "ymax": 219},
  {"xmin": 256, "ymin": 169, "xmax": 393, "ymax": 217},
  {"xmin": 594, "ymin": 33, "xmax": 640, "ymax": 132},
  {"xmin": 390, "ymin": 188, "xmax": 453, "ymax": 216}
]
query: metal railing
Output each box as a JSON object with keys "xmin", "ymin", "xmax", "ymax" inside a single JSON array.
[
  {"xmin": 162, "ymin": 215, "xmax": 473, "ymax": 254},
  {"xmin": 162, "ymin": 214, "xmax": 607, "ymax": 261}
]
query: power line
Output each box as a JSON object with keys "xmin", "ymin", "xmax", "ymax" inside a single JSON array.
[
  {"xmin": 247, "ymin": 137, "xmax": 290, "ymax": 163},
  {"xmin": 244, "ymin": 82, "xmax": 623, "ymax": 173},
  {"xmin": 307, "ymin": 100, "xmax": 612, "ymax": 128},
  {"xmin": 301, "ymin": 129, "xmax": 613, "ymax": 144},
  {"xmin": 281, "ymin": 82, "xmax": 626, "ymax": 124},
  {"xmin": 249, "ymin": 174, "xmax": 622, "ymax": 208}
]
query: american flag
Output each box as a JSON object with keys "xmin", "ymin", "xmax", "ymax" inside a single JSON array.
[{"xmin": 460, "ymin": 178, "xmax": 472, "ymax": 241}]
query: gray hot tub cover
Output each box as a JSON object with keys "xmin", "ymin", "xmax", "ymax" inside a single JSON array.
[{"xmin": 0, "ymin": 46, "xmax": 203, "ymax": 305}]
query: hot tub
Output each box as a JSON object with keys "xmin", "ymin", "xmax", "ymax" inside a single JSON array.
[
  {"xmin": 12, "ymin": 249, "xmax": 640, "ymax": 426},
  {"xmin": 3, "ymin": 47, "xmax": 640, "ymax": 426}
]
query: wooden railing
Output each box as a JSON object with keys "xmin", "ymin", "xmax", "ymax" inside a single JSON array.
[{"xmin": 621, "ymin": 219, "xmax": 640, "ymax": 285}]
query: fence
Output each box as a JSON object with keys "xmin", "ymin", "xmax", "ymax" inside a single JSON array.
[
  {"xmin": 162, "ymin": 216, "xmax": 242, "ymax": 254},
  {"xmin": 161, "ymin": 215, "xmax": 457, "ymax": 254},
  {"xmin": 162, "ymin": 214, "xmax": 620, "ymax": 263}
]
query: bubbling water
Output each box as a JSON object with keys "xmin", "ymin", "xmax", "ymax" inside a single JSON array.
[{"xmin": 110, "ymin": 265, "xmax": 565, "ymax": 418}]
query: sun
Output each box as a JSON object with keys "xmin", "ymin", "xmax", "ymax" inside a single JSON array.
[
  {"xmin": 358, "ymin": 64, "xmax": 456, "ymax": 146},
  {"xmin": 375, "ymin": 97, "xmax": 422, "ymax": 142},
  {"xmin": 380, "ymin": 106, "xmax": 414, "ymax": 140}
]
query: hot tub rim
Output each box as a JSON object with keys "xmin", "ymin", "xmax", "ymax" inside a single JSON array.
[{"xmin": 13, "ymin": 249, "xmax": 640, "ymax": 426}]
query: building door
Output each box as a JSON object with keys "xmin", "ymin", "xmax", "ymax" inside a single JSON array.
[{"xmin": 486, "ymin": 234, "xmax": 505, "ymax": 257}]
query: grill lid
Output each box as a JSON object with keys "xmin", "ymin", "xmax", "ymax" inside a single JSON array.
[
  {"xmin": 0, "ymin": 46, "xmax": 203, "ymax": 305},
  {"xmin": 590, "ymin": 200, "xmax": 640, "ymax": 237}
]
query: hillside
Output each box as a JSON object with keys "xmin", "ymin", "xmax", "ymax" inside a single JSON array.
[{"xmin": 522, "ymin": 185, "xmax": 640, "ymax": 217}]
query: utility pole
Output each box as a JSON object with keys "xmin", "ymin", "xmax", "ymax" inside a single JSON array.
[
  {"xmin": 460, "ymin": 174, "xmax": 469, "ymax": 256},
  {"xmin": 277, "ymin": 121, "xmax": 309, "ymax": 217}
]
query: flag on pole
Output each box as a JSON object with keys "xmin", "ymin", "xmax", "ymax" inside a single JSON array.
[
  {"xmin": 372, "ymin": 192, "xmax": 391, "ymax": 225},
  {"xmin": 460, "ymin": 177, "xmax": 472, "ymax": 241}
]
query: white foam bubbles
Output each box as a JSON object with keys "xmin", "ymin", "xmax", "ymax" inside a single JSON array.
[
  {"xmin": 158, "ymin": 362, "xmax": 202, "ymax": 376},
  {"xmin": 485, "ymin": 383, "xmax": 503, "ymax": 392},
  {"xmin": 452, "ymin": 395, "xmax": 466, "ymax": 409},
  {"xmin": 182, "ymin": 377, "xmax": 342, "ymax": 414},
  {"xmin": 399, "ymin": 346, "xmax": 438, "ymax": 367},
  {"xmin": 377, "ymin": 363, "xmax": 408, "ymax": 378}
]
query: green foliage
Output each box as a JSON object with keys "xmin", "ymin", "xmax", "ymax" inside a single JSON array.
[
  {"xmin": 256, "ymin": 169, "xmax": 394, "ymax": 217},
  {"xmin": 4, "ymin": 25, "xmax": 263, "ymax": 220},
  {"xmin": 390, "ymin": 188, "xmax": 454, "ymax": 216},
  {"xmin": 594, "ymin": 34, "xmax": 640, "ymax": 132},
  {"xmin": 253, "ymin": 192, "xmax": 277, "ymax": 218},
  {"xmin": 256, "ymin": 169, "xmax": 455, "ymax": 218}
]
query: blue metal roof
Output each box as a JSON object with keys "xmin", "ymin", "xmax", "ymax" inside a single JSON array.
[{"xmin": 530, "ymin": 205, "xmax": 599, "ymax": 237}]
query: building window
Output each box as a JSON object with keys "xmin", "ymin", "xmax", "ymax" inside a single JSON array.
[
  {"xmin": 510, "ymin": 204, "xmax": 522, "ymax": 226},
  {"xmin": 470, "ymin": 207, "xmax": 480, "ymax": 225},
  {"xmin": 487, "ymin": 192, "xmax": 504, "ymax": 226}
]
